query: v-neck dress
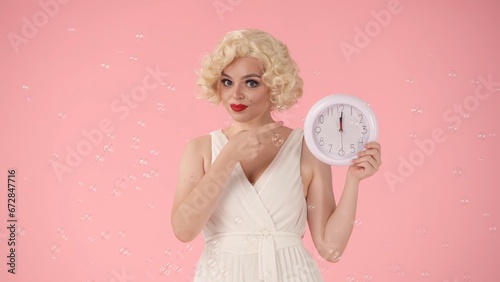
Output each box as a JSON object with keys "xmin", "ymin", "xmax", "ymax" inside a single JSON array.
[{"xmin": 193, "ymin": 128, "xmax": 323, "ymax": 281}]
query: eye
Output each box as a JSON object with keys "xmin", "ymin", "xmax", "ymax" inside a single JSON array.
[
  {"xmin": 221, "ymin": 78, "xmax": 232, "ymax": 87},
  {"xmin": 245, "ymin": 80, "xmax": 259, "ymax": 88}
]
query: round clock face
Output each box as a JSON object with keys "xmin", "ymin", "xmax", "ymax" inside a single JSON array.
[{"xmin": 304, "ymin": 94, "xmax": 378, "ymax": 165}]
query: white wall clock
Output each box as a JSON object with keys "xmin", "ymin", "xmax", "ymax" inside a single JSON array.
[{"xmin": 304, "ymin": 94, "xmax": 378, "ymax": 165}]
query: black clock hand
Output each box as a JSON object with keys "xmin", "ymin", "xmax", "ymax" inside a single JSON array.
[{"xmin": 339, "ymin": 112, "xmax": 343, "ymax": 133}]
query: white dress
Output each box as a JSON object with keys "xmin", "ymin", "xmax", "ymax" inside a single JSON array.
[{"xmin": 194, "ymin": 128, "xmax": 323, "ymax": 282}]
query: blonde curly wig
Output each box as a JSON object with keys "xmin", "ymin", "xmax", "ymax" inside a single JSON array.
[{"xmin": 196, "ymin": 29, "xmax": 303, "ymax": 111}]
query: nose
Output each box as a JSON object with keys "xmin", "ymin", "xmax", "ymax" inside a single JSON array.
[{"xmin": 231, "ymin": 83, "xmax": 244, "ymax": 100}]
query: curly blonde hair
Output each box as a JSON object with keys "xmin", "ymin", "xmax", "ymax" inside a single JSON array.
[{"xmin": 196, "ymin": 29, "xmax": 303, "ymax": 111}]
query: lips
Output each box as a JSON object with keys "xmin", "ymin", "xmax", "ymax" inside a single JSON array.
[{"xmin": 230, "ymin": 104, "xmax": 248, "ymax": 112}]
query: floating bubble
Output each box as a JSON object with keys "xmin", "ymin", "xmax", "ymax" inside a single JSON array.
[
  {"xmin": 409, "ymin": 132, "xmax": 417, "ymax": 139},
  {"xmin": 346, "ymin": 275, "xmax": 357, "ymax": 282},
  {"xmin": 150, "ymin": 169, "xmax": 159, "ymax": 177},
  {"xmin": 363, "ymin": 274, "xmax": 373, "ymax": 281},
  {"xmin": 159, "ymin": 264, "xmax": 171, "ymax": 276},
  {"xmin": 102, "ymin": 143, "xmax": 113, "ymax": 153},
  {"xmin": 452, "ymin": 167, "xmax": 463, "ymax": 176},
  {"xmin": 165, "ymin": 83, "xmax": 176, "ymax": 92},
  {"xmin": 106, "ymin": 133, "xmax": 115, "ymax": 140},
  {"xmin": 15, "ymin": 226, "xmax": 26, "ymax": 236},
  {"xmin": 149, "ymin": 149, "xmax": 159, "ymax": 156},
  {"xmin": 416, "ymin": 225, "xmax": 428, "ymax": 236},
  {"xmin": 143, "ymin": 172, "xmax": 152, "ymax": 179},
  {"xmin": 448, "ymin": 125, "xmax": 459, "ymax": 132},
  {"xmin": 489, "ymin": 225, "xmax": 497, "ymax": 233},
  {"xmin": 50, "ymin": 244, "xmax": 61, "ymax": 254},
  {"xmin": 100, "ymin": 231, "xmax": 110, "ymax": 240},
  {"xmin": 163, "ymin": 249, "xmax": 172, "ymax": 256},
  {"xmin": 354, "ymin": 217, "xmax": 363, "ymax": 228},
  {"xmin": 313, "ymin": 70, "xmax": 320, "ymax": 75},
  {"xmin": 94, "ymin": 154, "xmax": 104, "ymax": 162},
  {"xmin": 157, "ymin": 102, "xmax": 166, "ymax": 111},
  {"xmin": 117, "ymin": 230, "xmax": 126, "ymax": 238},
  {"xmin": 56, "ymin": 227, "xmax": 64, "ymax": 234},
  {"xmin": 440, "ymin": 241, "xmax": 450, "ymax": 249},
  {"xmin": 463, "ymin": 113, "xmax": 470, "ymax": 118},
  {"xmin": 67, "ymin": 27, "xmax": 76, "ymax": 32},
  {"xmin": 22, "ymin": 85, "xmax": 30, "ymax": 91},
  {"xmin": 272, "ymin": 133, "xmax": 284, "ymax": 146},
  {"xmin": 448, "ymin": 70, "xmax": 457, "ymax": 78},
  {"xmin": 135, "ymin": 32, "xmax": 144, "ymax": 40},
  {"xmin": 101, "ymin": 62, "xmax": 110, "ymax": 69},
  {"xmin": 420, "ymin": 271, "xmax": 429, "ymax": 278},
  {"xmin": 471, "ymin": 78, "xmax": 480, "ymax": 85},
  {"xmin": 111, "ymin": 188, "xmax": 122, "ymax": 197},
  {"xmin": 460, "ymin": 197, "xmax": 470, "ymax": 205},
  {"xmin": 308, "ymin": 205, "xmax": 315, "ymax": 210},
  {"xmin": 233, "ymin": 216, "xmax": 242, "ymax": 224},
  {"xmin": 405, "ymin": 77, "xmax": 415, "ymax": 85},
  {"xmin": 483, "ymin": 212, "xmax": 491, "ymax": 217},
  {"xmin": 207, "ymin": 258, "xmax": 217, "ymax": 267},
  {"xmin": 147, "ymin": 202, "xmax": 155, "ymax": 209},
  {"xmin": 81, "ymin": 213, "xmax": 92, "ymax": 221},
  {"xmin": 132, "ymin": 136, "xmax": 141, "ymax": 143},
  {"xmin": 135, "ymin": 157, "xmax": 148, "ymax": 166},
  {"xmin": 119, "ymin": 247, "xmax": 131, "ymax": 256},
  {"xmin": 129, "ymin": 55, "xmax": 138, "ymax": 62},
  {"xmin": 410, "ymin": 105, "xmax": 423, "ymax": 116},
  {"xmin": 477, "ymin": 131, "xmax": 487, "ymax": 140},
  {"xmin": 57, "ymin": 112, "xmax": 66, "ymax": 119},
  {"xmin": 47, "ymin": 153, "xmax": 59, "ymax": 167},
  {"xmin": 87, "ymin": 184, "xmax": 97, "ymax": 192},
  {"xmin": 88, "ymin": 236, "xmax": 95, "ymax": 242}
]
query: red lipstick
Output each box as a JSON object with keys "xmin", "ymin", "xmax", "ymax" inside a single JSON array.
[{"xmin": 230, "ymin": 104, "xmax": 248, "ymax": 112}]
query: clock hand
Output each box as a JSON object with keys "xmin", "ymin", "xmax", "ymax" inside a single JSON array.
[
  {"xmin": 339, "ymin": 112, "xmax": 343, "ymax": 133},
  {"xmin": 339, "ymin": 112, "xmax": 344, "ymax": 152}
]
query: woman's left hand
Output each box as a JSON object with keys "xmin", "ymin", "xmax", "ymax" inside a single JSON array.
[{"xmin": 348, "ymin": 142, "xmax": 382, "ymax": 181}]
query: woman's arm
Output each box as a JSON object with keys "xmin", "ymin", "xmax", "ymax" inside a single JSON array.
[
  {"xmin": 171, "ymin": 122, "xmax": 284, "ymax": 242},
  {"xmin": 304, "ymin": 141, "xmax": 382, "ymax": 262}
]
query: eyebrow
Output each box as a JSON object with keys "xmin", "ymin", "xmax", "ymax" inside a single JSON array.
[{"xmin": 221, "ymin": 72, "xmax": 262, "ymax": 79}]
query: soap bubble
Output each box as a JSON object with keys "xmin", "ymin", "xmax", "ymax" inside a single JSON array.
[{"xmin": 272, "ymin": 134, "xmax": 284, "ymax": 146}]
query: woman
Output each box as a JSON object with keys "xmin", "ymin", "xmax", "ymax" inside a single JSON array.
[{"xmin": 171, "ymin": 29, "xmax": 382, "ymax": 281}]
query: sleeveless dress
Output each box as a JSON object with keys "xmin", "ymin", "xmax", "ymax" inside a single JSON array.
[{"xmin": 193, "ymin": 128, "xmax": 323, "ymax": 281}]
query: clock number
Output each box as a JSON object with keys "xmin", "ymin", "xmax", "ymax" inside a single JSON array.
[
  {"xmin": 315, "ymin": 126, "xmax": 321, "ymax": 134},
  {"xmin": 358, "ymin": 137, "xmax": 364, "ymax": 144},
  {"xmin": 337, "ymin": 104, "xmax": 344, "ymax": 113},
  {"xmin": 361, "ymin": 125, "xmax": 367, "ymax": 134},
  {"xmin": 350, "ymin": 144, "xmax": 355, "ymax": 153},
  {"xmin": 350, "ymin": 106, "xmax": 353, "ymax": 115},
  {"xmin": 358, "ymin": 113, "xmax": 364, "ymax": 123},
  {"xmin": 338, "ymin": 149, "xmax": 345, "ymax": 156},
  {"xmin": 328, "ymin": 144, "xmax": 333, "ymax": 153},
  {"xmin": 319, "ymin": 137, "xmax": 324, "ymax": 146},
  {"xmin": 318, "ymin": 115, "xmax": 324, "ymax": 124},
  {"xmin": 327, "ymin": 107, "xmax": 334, "ymax": 116}
]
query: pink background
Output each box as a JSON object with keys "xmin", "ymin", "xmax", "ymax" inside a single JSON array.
[{"xmin": 1, "ymin": 0, "xmax": 499, "ymax": 281}]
